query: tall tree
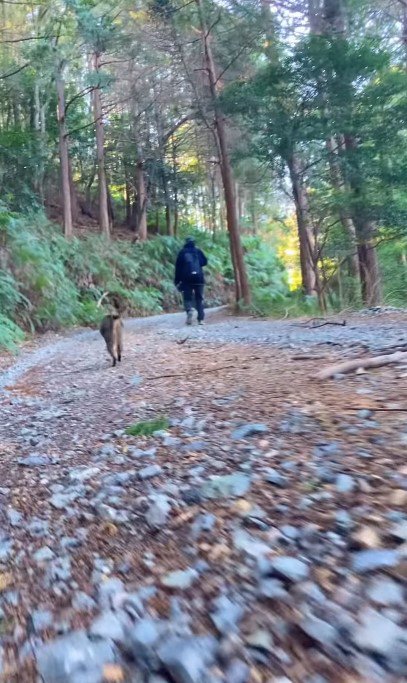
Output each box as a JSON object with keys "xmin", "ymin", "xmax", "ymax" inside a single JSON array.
[{"xmin": 195, "ymin": 0, "xmax": 251, "ymax": 305}]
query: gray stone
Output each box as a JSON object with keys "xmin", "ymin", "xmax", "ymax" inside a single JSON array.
[
  {"xmin": 258, "ymin": 579, "xmax": 288, "ymax": 601},
  {"xmin": 246, "ymin": 628, "xmax": 274, "ymax": 653},
  {"xmin": 335, "ymin": 474, "xmax": 356, "ymax": 494},
  {"xmin": 390, "ymin": 520, "xmax": 407, "ymax": 543},
  {"xmin": 125, "ymin": 618, "xmax": 163, "ymax": 669},
  {"xmin": 98, "ymin": 578, "xmax": 125, "ymax": 609},
  {"xmin": 161, "ymin": 569, "xmax": 198, "ymax": 590},
  {"xmin": 96, "ymin": 504, "xmax": 130, "ymax": 524},
  {"xmin": 358, "ymin": 409, "xmax": 372, "ymax": 419},
  {"xmin": 37, "ymin": 631, "xmax": 116, "ymax": 683},
  {"xmin": 158, "ymin": 635, "xmax": 218, "ymax": 683},
  {"xmin": 181, "ymin": 488, "xmax": 203, "ymax": 505},
  {"xmin": 210, "ymin": 595, "xmax": 245, "ymax": 635},
  {"xmin": 7, "ymin": 508, "xmax": 23, "ymax": 526},
  {"xmin": 232, "ymin": 423, "xmax": 268, "ymax": 440},
  {"xmin": 24, "ymin": 520, "xmax": 45, "ymax": 538},
  {"xmin": 280, "ymin": 525, "xmax": 300, "ymax": 541},
  {"xmin": 145, "ymin": 496, "xmax": 171, "ymax": 528},
  {"xmin": 162, "ymin": 436, "xmax": 181, "ymax": 447},
  {"xmin": 352, "ymin": 549, "xmax": 400, "ymax": 573},
  {"xmin": 270, "ymin": 556, "xmax": 309, "ymax": 583},
  {"xmin": 18, "ymin": 454, "xmax": 53, "ymax": 466},
  {"xmin": 224, "ymin": 659, "xmax": 250, "ymax": 683},
  {"xmin": 69, "ymin": 467, "xmax": 100, "ymax": 482},
  {"xmin": 139, "ymin": 465, "xmax": 163, "ymax": 480},
  {"xmin": 233, "ymin": 529, "xmax": 270, "ymax": 557},
  {"xmin": 366, "ymin": 577, "xmax": 404, "ymax": 606},
  {"xmin": 72, "ymin": 592, "xmax": 97, "ymax": 612},
  {"xmin": 50, "ymin": 490, "xmax": 80, "ymax": 510},
  {"xmin": 202, "ymin": 473, "xmax": 251, "ymax": 499},
  {"xmin": 90, "ymin": 611, "xmax": 126, "ymax": 642},
  {"xmin": 300, "ymin": 616, "xmax": 338, "ymax": 647},
  {"xmin": 33, "ymin": 546, "xmax": 55, "ymax": 563},
  {"xmin": 352, "ymin": 608, "xmax": 407, "ymax": 661},
  {"xmin": 0, "ymin": 539, "xmax": 12, "ymax": 561},
  {"xmin": 129, "ymin": 447, "xmax": 157, "ymax": 459},
  {"xmin": 97, "ymin": 444, "xmax": 116, "ymax": 458},
  {"xmin": 31, "ymin": 609, "xmax": 53, "ymax": 633},
  {"xmin": 335, "ymin": 510, "xmax": 354, "ymax": 532},
  {"xmin": 191, "ymin": 513, "xmax": 216, "ymax": 540},
  {"xmin": 121, "ymin": 593, "xmax": 145, "ymax": 619},
  {"xmin": 103, "ymin": 471, "xmax": 134, "ymax": 487},
  {"xmin": 264, "ymin": 468, "xmax": 287, "ymax": 488}
]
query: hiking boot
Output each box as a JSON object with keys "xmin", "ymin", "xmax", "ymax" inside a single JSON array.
[
  {"xmin": 186, "ymin": 311, "xmax": 193, "ymax": 326},
  {"xmin": 198, "ymin": 320, "xmax": 205, "ymax": 326}
]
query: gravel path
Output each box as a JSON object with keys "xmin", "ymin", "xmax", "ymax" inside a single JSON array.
[{"xmin": 0, "ymin": 308, "xmax": 406, "ymax": 682}]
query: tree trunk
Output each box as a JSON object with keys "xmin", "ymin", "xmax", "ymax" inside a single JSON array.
[
  {"xmin": 68, "ymin": 156, "xmax": 80, "ymax": 224},
  {"xmin": 92, "ymin": 52, "xmax": 110, "ymax": 238},
  {"xmin": 402, "ymin": 0, "xmax": 407, "ymax": 67},
  {"xmin": 162, "ymin": 169, "xmax": 172, "ymax": 236},
  {"xmin": 315, "ymin": 0, "xmax": 360, "ymax": 298},
  {"xmin": 325, "ymin": 135, "xmax": 360, "ymax": 285},
  {"xmin": 33, "ymin": 81, "xmax": 45, "ymax": 205},
  {"xmin": 125, "ymin": 181, "xmax": 132, "ymax": 226},
  {"xmin": 308, "ymin": 0, "xmax": 323, "ymax": 34},
  {"xmin": 287, "ymin": 153, "xmax": 317, "ymax": 296},
  {"xmin": 171, "ymin": 136, "xmax": 179, "ymax": 236},
  {"xmin": 55, "ymin": 68, "xmax": 73, "ymax": 239},
  {"xmin": 344, "ymin": 134, "xmax": 382, "ymax": 306},
  {"xmin": 196, "ymin": 0, "xmax": 251, "ymax": 306},
  {"xmin": 135, "ymin": 160, "xmax": 147, "ymax": 241}
]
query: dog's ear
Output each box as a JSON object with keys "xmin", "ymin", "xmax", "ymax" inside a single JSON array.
[{"xmin": 110, "ymin": 295, "xmax": 122, "ymax": 313}]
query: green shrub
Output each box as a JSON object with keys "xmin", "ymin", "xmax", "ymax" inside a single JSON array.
[
  {"xmin": 0, "ymin": 314, "xmax": 24, "ymax": 351},
  {"xmin": 0, "ymin": 205, "xmax": 291, "ymax": 350},
  {"xmin": 125, "ymin": 417, "xmax": 169, "ymax": 436}
]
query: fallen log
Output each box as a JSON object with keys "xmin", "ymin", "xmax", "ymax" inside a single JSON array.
[{"xmin": 316, "ymin": 351, "xmax": 407, "ymax": 380}]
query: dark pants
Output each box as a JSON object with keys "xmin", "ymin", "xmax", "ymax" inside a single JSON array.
[{"xmin": 182, "ymin": 283, "xmax": 205, "ymax": 322}]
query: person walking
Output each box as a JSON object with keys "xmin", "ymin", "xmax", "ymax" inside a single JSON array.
[{"xmin": 175, "ymin": 237, "xmax": 208, "ymax": 325}]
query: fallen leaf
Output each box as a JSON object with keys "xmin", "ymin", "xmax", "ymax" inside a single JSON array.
[
  {"xmin": 103, "ymin": 664, "xmax": 124, "ymax": 682},
  {"xmin": 0, "ymin": 573, "xmax": 13, "ymax": 592}
]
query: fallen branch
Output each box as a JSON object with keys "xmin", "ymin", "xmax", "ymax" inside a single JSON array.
[
  {"xmin": 311, "ymin": 320, "xmax": 346, "ymax": 328},
  {"xmin": 145, "ymin": 364, "xmax": 249, "ymax": 381},
  {"xmin": 316, "ymin": 351, "xmax": 407, "ymax": 380},
  {"xmin": 96, "ymin": 291, "xmax": 109, "ymax": 308}
]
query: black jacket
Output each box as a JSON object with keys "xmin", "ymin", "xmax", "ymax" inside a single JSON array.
[{"xmin": 175, "ymin": 243, "xmax": 208, "ymax": 286}]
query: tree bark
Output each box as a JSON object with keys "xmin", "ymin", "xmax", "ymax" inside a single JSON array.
[
  {"xmin": 33, "ymin": 81, "xmax": 45, "ymax": 205},
  {"xmin": 196, "ymin": 0, "xmax": 251, "ymax": 306},
  {"xmin": 55, "ymin": 67, "xmax": 73, "ymax": 239},
  {"xmin": 93, "ymin": 52, "xmax": 110, "ymax": 238},
  {"xmin": 401, "ymin": 0, "xmax": 407, "ymax": 66},
  {"xmin": 68, "ymin": 156, "xmax": 80, "ymax": 224},
  {"xmin": 325, "ymin": 135, "xmax": 360, "ymax": 285},
  {"xmin": 171, "ymin": 135, "xmax": 179, "ymax": 236},
  {"xmin": 125, "ymin": 180, "xmax": 132, "ymax": 226},
  {"xmin": 135, "ymin": 160, "xmax": 147, "ymax": 241},
  {"xmin": 309, "ymin": 0, "xmax": 361, "ymax": 297},
  {"xmin": 287, "ymin": 153, "xmax": 317, "ymax": 296},
  {"xmin": 344, "ymin": 134, "xmax": 382, "ymax": 306}
]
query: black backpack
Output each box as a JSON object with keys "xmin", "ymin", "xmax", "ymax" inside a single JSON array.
[{"xmin": 182, "ymin": 249, "xmax": 202, "ymax": 284}]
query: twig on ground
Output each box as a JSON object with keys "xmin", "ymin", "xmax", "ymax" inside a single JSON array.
[
  {"xmin": 298, "ymin": 318, "xmax": 347, "ymax": 329},
  {"xmin": 145, "ymin": 364, "xmax": 247, "ymax": 380},
  {"xmin": 316, "ymin": 351, "xmax": 407, "ymax": 380},
  {"xmin": 144, "ymin": 358, "xmax": 264, "ymax": 381}
]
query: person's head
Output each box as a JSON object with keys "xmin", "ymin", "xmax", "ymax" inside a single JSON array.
[{"xmin": 185, "ymin": 236, "xmax": 195, "ymax": 247}]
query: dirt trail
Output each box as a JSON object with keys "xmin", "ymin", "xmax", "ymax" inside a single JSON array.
[{"xmin": 0, "ymin": 309, "xmax": 406, "ymax": 682}]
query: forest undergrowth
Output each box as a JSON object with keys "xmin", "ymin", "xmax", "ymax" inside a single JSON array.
[{"xmin": 0, "ymin": 206, "xmax": 290, "ymax": 351}]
